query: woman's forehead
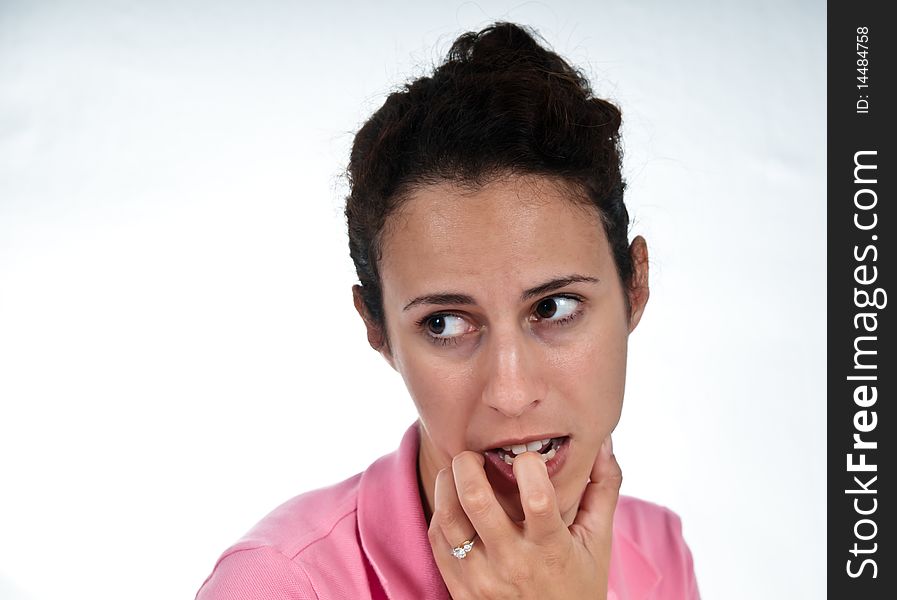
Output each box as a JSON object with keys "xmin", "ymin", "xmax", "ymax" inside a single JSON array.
[{"xmin": 378, "ymin": 176, "xmax": 612, "ymax": 304}]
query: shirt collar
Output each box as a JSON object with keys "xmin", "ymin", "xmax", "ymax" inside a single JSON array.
[
  {"xmin": 357, "ymin": 420, "xmax": 660, "ymax": 600},
  {"xmin": 357, "ymin": 421, "xmax": 450, "ymax": 599}
]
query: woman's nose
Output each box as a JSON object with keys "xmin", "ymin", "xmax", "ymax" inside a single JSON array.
[{"xmin": 480, "ymin": 326, "xmax": 545, "ymax": 418}]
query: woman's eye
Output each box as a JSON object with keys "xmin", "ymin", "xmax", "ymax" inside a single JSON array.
[
  {"xmin": 422, "ymin": 314, "xmax": 471, "ymax": 345},
  {"xmin": 420, "ymin": 296, "xmax": 583, "ymax": 346},
  {"xmin": 533, "ymin": 295, "xmax": 582, "ymax": 324}
]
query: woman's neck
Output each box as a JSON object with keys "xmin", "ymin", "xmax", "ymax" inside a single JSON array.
[
  {"xmin": 416, "ymin": 454, "xmax": 434, "ymax": 525},
  {"xmin": 415, "ymin": 424, "xmax": 441, "ymax": 526}
]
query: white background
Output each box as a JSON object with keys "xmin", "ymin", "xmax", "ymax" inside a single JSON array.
[{"xmin": 0, "ymin": 1, "xmax": 825, "ymax": 598}]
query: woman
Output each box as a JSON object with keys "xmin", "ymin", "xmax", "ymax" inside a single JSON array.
[{"xmin": 197, "ymin": 22, "xmax": 699, "ymax": 599}]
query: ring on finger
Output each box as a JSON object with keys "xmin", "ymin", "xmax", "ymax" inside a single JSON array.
[{"xmin": 451, "ymin": 533, "xmax": 478, "ymax": 559}]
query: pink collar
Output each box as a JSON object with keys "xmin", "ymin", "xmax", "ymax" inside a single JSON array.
[{"xmin": 357, "ymin": 421, "xmax": 660, "ymax": 600}]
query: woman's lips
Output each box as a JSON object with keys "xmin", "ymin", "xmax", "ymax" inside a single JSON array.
[{"xmin": 483, "ymin": 435, "xmax": 571, "ymax": 492}]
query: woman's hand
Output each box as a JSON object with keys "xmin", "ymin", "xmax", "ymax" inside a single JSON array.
[{"xmin": 427, "ymin": 436, "xmax": 621, "ymax": 600}]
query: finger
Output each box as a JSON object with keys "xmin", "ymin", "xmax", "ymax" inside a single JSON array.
[
  {"xmin": 452, "ymin": 451, "xmax": 515, "ymax": 549},
  {"xmin": 512, "ymin": 451, "xmax": 567, "ymax": 544},
  {"xmin": 428, "ymin": 502, "xmax": 469, "ymax": 576},
  {"xmin": 433, "ymin": 466, "xmax": 479, "ymax": 558},
  {"xmin": 428, "ymin": 507, "xmax": 482, "ymax": 595},
  {"xmin": 572, "ymin": 435, "xmax": 622, "ymax": 549}
]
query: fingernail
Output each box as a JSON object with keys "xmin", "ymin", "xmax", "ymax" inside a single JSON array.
[{"xmin": 600, "ymin": 435, "xmax": 613, "ymax": 458}]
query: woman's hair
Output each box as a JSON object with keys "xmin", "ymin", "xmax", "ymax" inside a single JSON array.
[{"xmin": 345, "ymin": 22, "xmax": 630, "ymax": 344}]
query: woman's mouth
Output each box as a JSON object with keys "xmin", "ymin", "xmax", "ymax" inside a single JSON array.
[
  {"xmin": 494, "ymin": 436, "xmax": 564, "ymax": 465},
  {"xmin": 482, "ymin": 435, "xmax": 571, "ymax": 488}
]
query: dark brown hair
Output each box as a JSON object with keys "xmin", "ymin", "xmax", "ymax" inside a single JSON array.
[{"xmin": 345, "ymin": 22, "xmax": 630, "ymax": 343}]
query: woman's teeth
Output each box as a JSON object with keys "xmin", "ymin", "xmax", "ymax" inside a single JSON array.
[
  {"xmin": 500, "ymin": 446, "xmax": 556, "ymax": 465},
  {"xmin": 496, "ymin": 438, "xmax": 560, "ymax": 464},
  {"xmin": 503, "ymin": 438, "xmax": 550, "ymax": 453}
]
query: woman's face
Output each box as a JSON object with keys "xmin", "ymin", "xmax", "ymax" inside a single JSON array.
[{"xmin": 354, "ymin": 174, "xmax": 649, "ymax": 525}]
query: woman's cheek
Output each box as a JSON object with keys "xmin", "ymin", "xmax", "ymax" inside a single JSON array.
[{"xmin": 404, "ymin": 352, "xmax": 473, "ymax": 421}]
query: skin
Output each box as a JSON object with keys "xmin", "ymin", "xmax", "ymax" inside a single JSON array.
[{"xmin": 353, "ymin": 174, "xmax": 649, "ymax": 598}]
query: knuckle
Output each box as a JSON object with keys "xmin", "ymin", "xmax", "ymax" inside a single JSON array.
[
  {"xmin": 541, "ymin": 550, "xmax": 566, "ymax": 570},
  {"xmin": 434, "ymin": 506, "xmax": 463, "ymax": 530},
  {"xmin": 525, "ymin": 490, "xmax": 554, "ymax": 516},
  {"xmin": 539, "ymin": 543, "xmax": 569, "ymax": 568},
  {"xmin": 603, "ymin": 472, "xmax": 623, "ymax": 490},
  {"xmin": 460, "ymin": 487, "xmax": 492, "ymax": 515},
  {"xmin": 610, "ymin": 455, "xmax": 624, "ymax": 476},
  {"xmin": 451, "ymin": 451, "xmax": 473, "ymax": 468},
  {"xmin": 506, "ymin": 562, "xmax": 532, "ymax": 586}
]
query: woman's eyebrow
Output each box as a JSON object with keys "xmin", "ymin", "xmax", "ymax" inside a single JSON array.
[
  {"xmin": 402, "ymin": 274, "xmax": 599, "ymax": 311},
  {"xmin": 521, "ymin": 274, "xmax": 599, "ymax": 301}
]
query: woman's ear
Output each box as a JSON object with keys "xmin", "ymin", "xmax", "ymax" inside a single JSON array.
[
  {"xmin": 626, "ymin": 236, "xmax": 650, "ymax": 333},
  {"xmin": 352, "ymin": 285, "xmax": 397, "ymax": 370}
]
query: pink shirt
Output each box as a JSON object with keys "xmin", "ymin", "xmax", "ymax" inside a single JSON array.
[{"xmin": 196, "ymin": 421, "xmax": 700, "ymax": 599}]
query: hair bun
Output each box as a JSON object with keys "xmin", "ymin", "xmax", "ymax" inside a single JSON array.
[{"xmin": 447, "ymin": 23, "xmax": 587, "ymax": 87}]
